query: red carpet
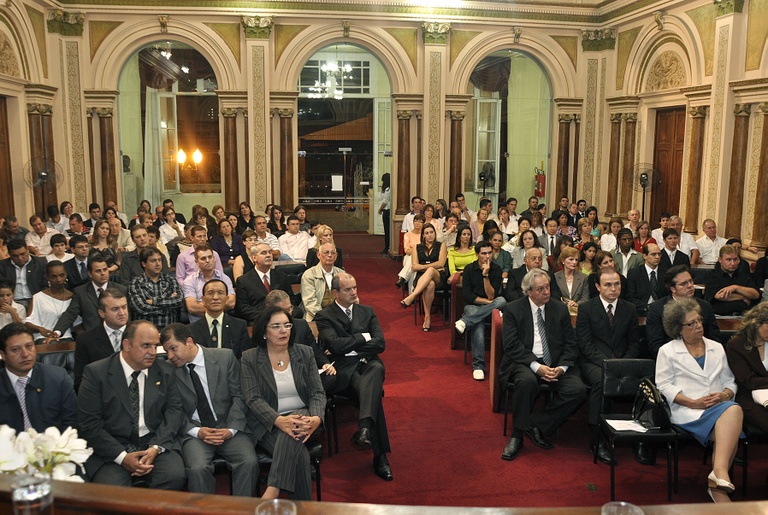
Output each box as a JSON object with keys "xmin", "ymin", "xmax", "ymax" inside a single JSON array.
[{"xmin": 319, "ymin": 235, "xmax": 768, "ymax": 507}]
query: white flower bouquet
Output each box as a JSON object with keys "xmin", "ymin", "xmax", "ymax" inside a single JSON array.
[{"xmin": 0, "ymin": 425, "xmax": 93, "ymax": 482}]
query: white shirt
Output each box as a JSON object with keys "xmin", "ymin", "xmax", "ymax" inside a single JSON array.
[
  {"xmin": 380, "ymin": 188, "xmax": 391, "ymax": 210},
  {"xmin": 0, "ymin": 301, "xmax": 26, "ymax": 330},
  {"xmin": 599, "ymin": 296, "xmax": 618, "ymax": 316},
  {"xmin": 5, "ymin": 366, "xmax": 32, "ymax": 395},
  {"xmin": 617, "ymin": 249, "xmax": 638, "ymax": 277},
  {"xmin": 115, "ymin": 354, "xmax": 149, "ymax": 465},
  {"xmin": 205, "ymin": 312, "xmax": 225, "ymax": 347},
  {"xmin": 25, "ymin": 228, "xmax": 59, "ymax": 256},
  {"xmin": 401, "ymin": 212, "xmax": 416, "ymax": 233},
  {"xmin": 158, "ymin": 222, "xmax": 185, "ymax": 245},
  {"xmin": 651, "ymin": 228, "xmax": 664, "ymax": 243},
  {"xmin": 678, "ymin": 232, "xmax": 698, "ymax": 258},
  {"xmin": 104, "ymin": 322, "xmax": 126, "ymax": 352},
  {"xmin": 600, "ymin": 233, "xmax": 618, "ymax": 253},
  {"xmin": 278, "ymin": 231, "xmax": 310, "ymax": 263},
  {"xmin": 527, "ymin": 299, "xmax": 568, "ymax": 374},
  {"xmin": 696, "ymin": 235, "xmax": 727, "ymax": 265},
  {"xmin": 13, "ymin": 258, "xmax": 32, "ymax": 300},
  {"xmin": 644, "ymin": 264, "xmax": 659, "ymax": 304},
  {"xmin": 185, "ymin": 345, "xmax": 236, "ymax": 438},
  {"xmin": 255, "ymin": 233, "xmax": 280, "ymax": 251},
  {"xmin": 664, "ymin": 247, "xmax": 677, "ymax": 264}
]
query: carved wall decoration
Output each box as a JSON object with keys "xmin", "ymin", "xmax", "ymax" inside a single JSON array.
[
  {"xmin": 242, "ymin": 16, "xmax": 273, "ymax": 40},
  {"xmin": 65, "ymin": 42, "xmax": 87, "ymax": 210},
  {"xmin": 423, "ymin": 22, "xmax": 450, "ymax": 44},
  {"xmin": 428, "ymin": 52, "xmax": 441, "ymax": 200},
  {"xmin": 595, "ymin": 57, "xmax": 607, "ymax": 206},
  {"xmin": 645, "ymin": 51, "xmax": 687, "ymax": 91},
  {"xmin": 744, "ymin": 106, "xmax": 765, "ymax": 240},
  {"xmin": 583, "ymin": 59, "xmax": 598, "ymax": 203},
  {"xmin": 0, "ymin": 32, "xmax": 20, "ymax": 77},
  {"xmin": 707, "ymin": 25, "xmax": 730, "ymax": 214},
  {"xmin": 251, "ymin": 46, "xmax": 267, "ymax": 210}
]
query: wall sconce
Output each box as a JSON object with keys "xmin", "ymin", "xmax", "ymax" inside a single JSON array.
[{"xmin": 177, "ymin": 148, "xmax": 203, "ymax": 168}]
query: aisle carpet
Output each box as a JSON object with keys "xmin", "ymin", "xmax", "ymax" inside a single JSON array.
[{"xmin": 317, "ymin": 236, "xmax": 768, "ymax": 508}]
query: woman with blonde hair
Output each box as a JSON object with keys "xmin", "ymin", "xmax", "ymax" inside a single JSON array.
[
  {"xmin": 551, "ymin": 246, "xmax": 589, "ymax": 310},
  {"xmin": 232, "ymin": 230, "xmax": 259, "ymax": 282},
  {"xmin": 306, "ymin": 224, "xmax": 343, "ymax": 269}
]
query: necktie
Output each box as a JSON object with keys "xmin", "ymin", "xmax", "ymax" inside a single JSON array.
[
  {"xmin": 649, "ymin": 270, "xmax": 658, "ymax": 300},
  {"xmin": 187, "ymin": 364, "xmax": 216, "ymax": 428},
  {"xmin": 16, "ymin": 376, "xmax": 32, "ymax": 430},
  {"xmin": 211, "ymin": 319, "xmax": 219, "ymax": 347},
  {"xmin": 536, "ymin": 308, "xmax": 552, "ymax": 366},
  {"xmin": 111, "ymin": 329, "xmax": 122, "ymax": 352},
  {"xmin": 345, "ymin": 307, "xmax": 353, "ymax": 321},
  {"xmin": 607, "ymin": 304, "xmax": 614, "ymax": 326},
  {"xmin": 128, "ymin": 370, "xmax": 140, "ymax": 452},
  {"xmin": 97, "ymin": 287, "xmax": 103, "ymax": 297},
  {"xmin": 79, "ymin": 261, "xmax": 87, "ymax": 280},
  {"xmin": 549, "ymin": 236, "xmax": 555, "ymax": 255},
  {"xmin": 263, "ymin": 274, "xmax": 270, "ymax": 292}
]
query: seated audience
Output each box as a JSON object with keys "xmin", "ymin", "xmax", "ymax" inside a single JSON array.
[
  {"xmin": 499, "ymin": 269, "xmax": 587, "ymax": 461},
  {"xmin": 67, "ymin": 213, "xmax": 89, "ymax": 238},
  {"xmin": 253, "ymin": 215, "xmax": 281, "ymax": 260},
  {"xmin": 241, "ymin": 306, "xmax": 325, "ymax": 500},
  {"xmin": 236, "ymin": 242, "xmax": 292, "ymax": 324},
  {"xmin": 232, "ymin": 231, "xmax": 258, "ymax": 283},
  {"xmin": 305, "ymin": 224, "xmax": 343, "ymax": 270},
  {"xmin": 0, "ymin": 233, "xmax": 9, "ymax": 261},
  {"xmin": 395, "ymin": 214, "xmax": 424, "ymax": 289},
  {"xmin": 600, "ymin": 217, "xmax": 623, "ymax": 253},
  {"xmin": 175, "ymin": 225, "xmax": 224, "ymax": 285},
  {"xmin": 454, "ymin": 241, "xmax": 506, "ymax": 381},
  {"xmin": 46, "ymin": 233, "xmax": 72, "ymax": 263},
  {"xmin": 24, "ymin": 260, "xmax": 75, "ymax": 344},
  {"xmin": 188, "ymin": 278, "xmax": 251, "ymax": 359},
  {"xmin": 510, "ymin": 229, "xmax": 548, "ymax": 271},
  {"xmin": 294, "ymin": 205, "xmax": 311, "ymax": 232},
  {"xmin": 119, "ymin": 225, "xmax": 171, "ymax": 286},
  {"xmin": 504, "ymin": 248, "xmax": 543, "ymax": 302},
  {"xmin": 470, "ymin": 208, "xmax": 489, "ymax": 242},
  {"xmin": 497, "ymin": 207, "xmax": 517, "ymax": 237},
  {"xmin": 0, "ymin": 239, "xmax": 48, "ymax": 310},
  {"xmin": 656, "ymin": 297, "xmax": 741, "ymax": 503},
  {"xmin": 160, "ymin": 323, "xmax": 258, "ymax": 497},
  {"xmin": 556, "ymin": 211, "xmax": 577, "ymax": 239},
  {"xmin": 423, "ymin": 203, "xmax": 442, "ymax": 233},
  {"xmin": 83, "ymin": 203, "xmax": 102, "ymax": 230},
  {"xmin": 753, "ymin": 253, "xmax": 768, "ymax": 292},
  {"xmin": 210, "ymin": 218, "xmax": 244, "ymax": 269},
  {"xmin": 0, "ymin": 280, "xmax": 25, "ymax": 330},
  {"xmin": 439, "ymin": 213, "xmax": 459, "ymax": 247},
  {"xmin": 547, "ymin": 235, "xmax": 573, "ymax": 272},
  {"xmin": 73, "ymin": 288, "xmax": 129, "ymax": 391},
  {"xmin": 478, "ymin": 219, "xmax": 500, "ymax": 243},
  {"xmin": 47, "ymin": 204, "xmax": 69, "ymax": 234},
  {"xmin": 400, "ymin": 223, "xmax": 447, "ymax": 331},
  {"xmin": 726, "ymin": 303, "xmax": 768, "ymax": 433},
  {"xmin": 89, "ymin": 219, "xmax": 120, "ymax": 275},
  {"xmin": 695, "ymin": 219, "xmax": 726, "ymax": 265},
  {"xmin": 658, "ymin": 228, "xmax": 690, "ymax": 280},
  {"xmin": 578, "ymin": 242, "xmax": 598, "ymax": 275},
  {"xmin": 704, "ymin": 245, "xmax": 759, "ymax": 316},
  {"xmin": 624, "ymin": 209, "xmax": 641, "ymax": 234},
  {"xmin": 301, "ymin": 243, "xmax": 343, "ymax": 323},
  {"xmin": 3, "ymin": 215, "xmax": 30, "ymax": 243},
  {"xmin": 267, "ymin": 205, "xmax": 287, "ymax": 238},
  {"xmin": 278, "ymin": 215, "xmax": 311, "ymax": 263},
  {"xmin": 574, "ymin": 218, "xmax": 598, "ymax": 250},
  {"xmin": 551, "ymin": 247, "xmax": 589, "ymax": 310},
  {"xmin": 724, "ymin": 238, "xmax": 752, "ymax": 276},
  {"xmin": 182, "ymin": 246, "xmax": 235, "ymax": 323},
  {"xmin": 633, "ymin": 220, "xmax": 656, "ymax": 253},
  {"xmin": 613, "ymin": 228, "xmax": 643, "ymax": 277},
  {"xmin": 128, "ymin": 247, "xmax": 183, "ymax": 330},
  {"xmin": 588, "ymin": 250, "xmax": 628, "ymax": 300},
  {"xmin": 651, "ymin": 212, "xmax": 671, "ymax": 243},
  {"xmin": 108, "ymin": 216, "xmax": 135, "ymax": 254},
  {"xmin": 0, "ymin": 323, "xmax": 77, "ymax": 432},
  {"xmin": 104, "ymin": 205, "xmax": 127, "ymax": 229},
  {"xmin": 64, "ymin": 235, "xmax": 92, "ymax": 291},
  {"xmin": 158, "ymin": 206, "xmax": 185, "ymax": 245},
  {"xmin": 78, "ymin": 320, "xmax": 186, "ymax": 490},
  {"xmin": 668, "ymin": 216, "xmax": 700, "ymax": 263},
  {"xmin": 585, "ymin": 206, "xmax": 601, "ymax": 237},
  {"xmin": 576, "ymin": 267, "xmax": 639, "ymax": 464},
  {"xmin": 489, "ymin": 231, "xmax": 512, "ymax": 279},
  {"xmin": 236, "ymin": 201, "xmax": 256, "ymax": 234},
  {"xmin": 626, "ymin": 243, "xmax": 662, "ymax": 315},
  {"xmin": 25, "ymin": 214, "xmax": 58, "ymax": 256},
  {"xmin": 540, "ymin": 217, "xmax": 559, "ymax": 257}
]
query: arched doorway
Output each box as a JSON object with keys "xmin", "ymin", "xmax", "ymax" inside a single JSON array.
[
  {"xmin": 296, "ymin": 43, "xmax": 392, "ymax": 233},
  {"xmin": 463, "ymin": 50, "xmax": 552, "ymax": 211},
  {"xmin": 117, "ymin": 41, "xmax": 220, "ymax": 220}
]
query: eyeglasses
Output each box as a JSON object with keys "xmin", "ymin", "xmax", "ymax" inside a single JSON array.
[
  {"xmin": 267, "ymin": 323, "xmax": 293, "ymax": 331},
  {"xmin": 682, "ymin": 317, "xmax": 703, "ymax": 328}
]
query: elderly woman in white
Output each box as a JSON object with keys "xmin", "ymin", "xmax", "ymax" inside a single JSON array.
[{"xmin": 656, "ymin": 297, "xmax": 743, "ymax": 503}]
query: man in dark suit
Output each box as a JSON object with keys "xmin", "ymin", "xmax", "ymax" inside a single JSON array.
[
  {"xmin": 0, "ymin": 323, "xmax": 77, "ymax": 432},
  {"xmin": 0, "ymin": 239, "xmax": 48, "ymax": 310},
  {"xmin": 235, "ymin": 242, "xmax": 291, "ymax": 324},
  {"xmin": 539, "ymin": 218, "xmax": 559, "ymax": 258},
  {"xmin": 657, "ymin": 228, "xmax": 690, "ymax": 280},
  {"xmin": 315, "ymin": 273, "xmax": 393, "ymax": 481},
  {"xmin": 505, "ymin": 247, "xmax": 543, "ymax": 302},
  {"xmin": 53, "ymin": 257, "xmax": 127, "ymax": 337},
  {"xmin": 188, "ymin": 278, "xmax": 252, "ymax": 359},
  {"xmin": 576, "ymin": 267, "xmax": 639, "ymax": 464},
  {"xmin": 160, "ymin": 323, "xmax": 258, "ymax": 497},
  {"xmin": 626, "ymin": 242, "xmax": 662, "ymax": 315},
  {"xmin": 77, "ymin": 320, "xmax": 185, "ymax": 489},
  {"xmin": 63, "ymin": 235, "xmax": 91, "ymax": 291},
  {"xmin": 73, "ymin": 288, "xmax": 129, "ymax": 391},
  {"xmin": 499, "ymin": 268, "xmax": 587, "ymax": 461}
]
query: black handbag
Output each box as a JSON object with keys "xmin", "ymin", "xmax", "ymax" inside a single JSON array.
[{"xmin": 632, "ymin": 378, "xmax": 672, "ymax": 429}]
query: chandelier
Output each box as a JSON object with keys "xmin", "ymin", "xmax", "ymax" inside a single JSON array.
[{"xmin": 308, "ymin": 48, "xmax": 353, "ymax": 100}]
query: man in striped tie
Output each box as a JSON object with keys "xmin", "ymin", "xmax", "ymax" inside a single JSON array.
[{"xmin": 0, "ymin": 322, "xmax": 77, "ymax": 432}]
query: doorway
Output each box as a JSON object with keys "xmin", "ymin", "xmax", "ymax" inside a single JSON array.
[
  {"xmin": 0, "ymin": 97, "xmax": 14, "ymax": 215},
  {"xmin": 650, "ymin": 107, "xmax": 686, "ymax": 226}
]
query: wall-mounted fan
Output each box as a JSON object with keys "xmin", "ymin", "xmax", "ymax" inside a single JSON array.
[
  {"xmin": 23, "ymin": 157, "xmax": 65, "ymax": 212},
  {"xmin": 630, "ymin": 163, "xmax": 661, "ymax": 221}
]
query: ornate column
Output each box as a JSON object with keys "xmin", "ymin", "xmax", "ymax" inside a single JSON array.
[
  {"xmin": 415, "ymin": 111, "xmax": 423, "ymax": 197},
  {"xmin": 243, "ymin": 109, "xmax": 250, "ymax": 204},
  {"xmin": 555, "ymin": 114, "xmax": 572, "ymax": 202},
  {"xmin": 683, "ymin": 106, "xmax": 709, "ymax": 232},
  {"xmin": 27, "ymin": 103, "xmax": 48, "ymax": 214},
  {"xmin": 448, "ymin": 111, "xmax": 465, "ymax": 200},
  {"xmin": 753, "ymin": 104, "xmax": 768, "ymax": 250},
  {"xmin": 221, "ymin": 108, "xmax": 239, "ymax": 211},
  {"xmin": 724, "ymin": 104, "xmax": 751, "ymax": 237},
  {"xmin": 571, "ymin": 115, "xmax": 581, "ymax": 201},
  {"xmin": 605, "ymin": 114, "xmax": 622, "ymax": 217},
  {"xmin": 619, "ymin": 113, "xmax": 637, "ymax": 215},
  {"xmin": 277, "ymin": 109, "xmax": 294, "ymax": 209},
  {"xmin": 86, "ymin": 108, "xmax": 97, "ymax": 203},
  {"xmin": 96, "ymin": 108, "xmax": 118, "ymax": 205},
  {"xmin": 396, "ymin": 110, "xmax": 412, "ymax": 215}
]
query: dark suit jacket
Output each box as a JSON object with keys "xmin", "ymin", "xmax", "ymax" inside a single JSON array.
[
  {"xmin": 0, "ymin": 256, "xmax": 48, "ymax": 298},
  {"xmin": 726, "ymin": 334, "xmax": 768, "ymax": 413},
  {"xmin": 315, "ymin": 303, "xmax": 385, "ymax": 390},
  {"xmin": 645, "ymin": 295, "xmax": 722, "ymax": 358},
  {"xmin": 172, "ymin": 346, "xmax": 248, "ymax": 439},
  {"xmin": 753, "ymin": 256, "xmax": 768, "ymax": 292},
  {"xmin": 63, "ymin": 258, "xmax": 91, "ymax": 291},
  {"xmin": 77, "ymin": 354, "xmax": 183, "ymax": 480},
  {"xmin": 54, "ymin": 281, "xmax": 127, "ymax": 335},
  {"xmin": 188, "ymin": 314, "xmax": 252, "ymax": 359},
  {"xmin": 74, "ymin": 325, "xmax": 118, "ymax": 392},
  {"xmin": 119, "ymin": 250, "xmax": 171, "ymax": 286},
  {"xmin": 0, "ymin": 362, "xmax": 78, "ymax": 433},
  {"xmin": 498, "ymin": 297, "xmax": 579, "ymax": 387},
  {"xmin": 657, "ymin": 249, "xmax": 690, "ymax": 279},
  {"xmin": 626, "ymin": 265, "xmax": 662, "ymax": 314},
  {"xmin": 504, "ymin": 265, "xmax": 531, "ymax": 302},
  {"xmin": 575, "ymin": 297, "xmax": 639, "ymax": 368},
  {"xmin": 234, "ymin": 269, "xmax": 292, "ymax": 324},
  {"xmin": 240, "ymin": 345, "xmax": 325, "ymax": 441}
]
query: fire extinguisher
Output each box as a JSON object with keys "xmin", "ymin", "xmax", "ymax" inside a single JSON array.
[{"xmin": 534, "ymin": 164, "xmax": 546, "ymax": 197}]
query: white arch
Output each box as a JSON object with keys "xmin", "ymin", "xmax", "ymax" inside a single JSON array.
[
  {"xmin": 450, "ymin": 31, "xmax": 575, "ymax": 99},
  {"xmin": 0, "ymin": 4, "xmax": 45, "ymax": 83},
  {"xmin": 89, "ymin": 19, "xmax": 240, "ymax": 90},
  {"xmin": 624, "ymin": 16, "xmax": 702, "ymax": 96},
  {"xmin": 274, "ymin": 25, "xmax": 414, "ymax": 94}
]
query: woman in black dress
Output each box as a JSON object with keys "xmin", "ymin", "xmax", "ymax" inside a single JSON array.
[
  {"xmin": 268, "ymin": 205, "xmax": 286, "ymax": 238},
  {"xmin": 400, "ymin": 223, "xmax": 447, "ymax": 331}
]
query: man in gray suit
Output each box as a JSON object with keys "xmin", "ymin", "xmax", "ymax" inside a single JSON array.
[
  {"xmin": 77, "ymin": 320, "xmax": 185, "ymax": 489},
  {"xmin": 160, "ymin": 323, "xmax": 258, "ymax": 497}
]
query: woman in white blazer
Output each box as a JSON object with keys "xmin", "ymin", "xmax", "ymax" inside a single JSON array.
[{"xmin": 656, "ymin": 297, "xmax": 742, "ymax": 503}]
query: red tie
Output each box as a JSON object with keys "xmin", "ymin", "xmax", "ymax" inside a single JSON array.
[{"xmin": 263, "ymin": 274, "xmax": 270, "ymax": 292}]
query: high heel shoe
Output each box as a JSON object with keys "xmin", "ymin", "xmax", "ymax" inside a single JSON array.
[
  {"xmin": 422, "ymin": 326, "xmax": 430, "ymax": 332},
  {"xmin": 400, "ymin": 299, "xmax": 410, "ymax": 309},
  {"xmin": 707, "ymin": 471, "xmax": 735, "ymax": 493}
]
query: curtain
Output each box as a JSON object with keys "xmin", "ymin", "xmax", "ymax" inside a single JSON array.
[
  {"xmin": 469, "ymin": 56, "xmax": 511, "ymax": 96},
  {"xmin": 142, "ymin": 86, "xmax": 163, "ymax": 206}
]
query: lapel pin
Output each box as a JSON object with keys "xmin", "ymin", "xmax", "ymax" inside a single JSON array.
[
  {"xmin": 37, "ymin": 388, "xmax": 42, "ymax": 393},
  {"xmin": 156, "ymin": 381, "xmax": 161, "ymax": 385}
]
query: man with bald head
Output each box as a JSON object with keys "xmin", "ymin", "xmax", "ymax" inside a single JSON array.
[
  {"xmin": 505, "ymin": 247, "xmax": 543, "ymax": 302},
  {"xmin": 235, "ymin": 242, "xmax": 292, "ymax": 324},
  {"xmin": 301, "ymin": 242, "xmax": 344, "ymax": 323}
]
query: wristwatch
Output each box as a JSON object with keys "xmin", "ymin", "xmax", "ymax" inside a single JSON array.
[{"xmin": 150, "ymin": 445, "xmax": 165, "ymax": 454}]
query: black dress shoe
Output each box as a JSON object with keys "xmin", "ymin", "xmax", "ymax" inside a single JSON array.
[
  {"xmin": 525, "ymin": 427, "xmax": 553, "ymax": 450},
  {"xmin": 591, "ymin": 442, "xmax": 616, "ymax": 465},
  {"xmin": 351, "ymin": 428, "xmax": 373, "ymax": 450},
  {"xmin": 395, "ymin": 278, "xmax": 406, "ymax": 289},
  {"xmin": 633, "ymin": 442, "xmax": 657, "ymax": 466},
  {"xmin": 501, "ymin": 437, "xmax": 524, "ymax": 461},
  {"xmin": 373, "ymin": 454, "xmax": 393, "ymax": 481}
]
